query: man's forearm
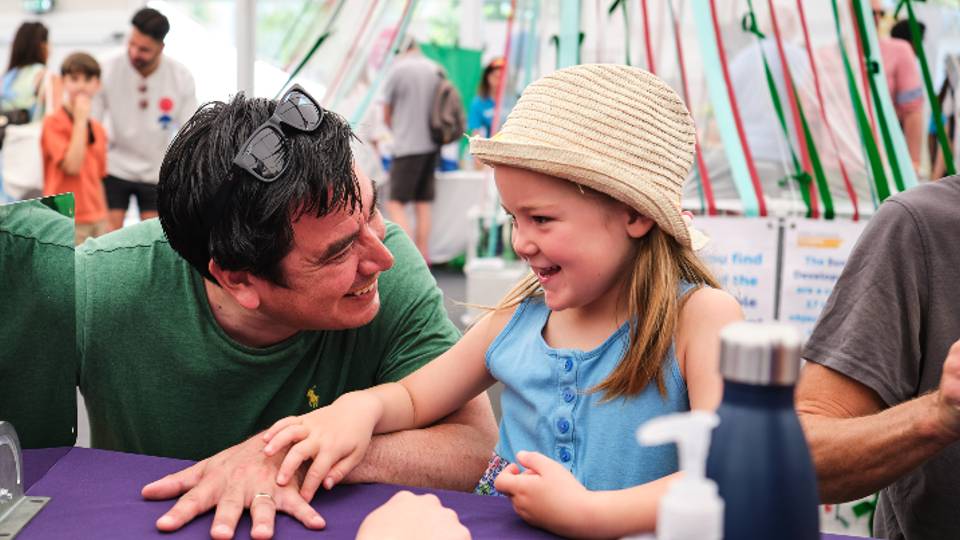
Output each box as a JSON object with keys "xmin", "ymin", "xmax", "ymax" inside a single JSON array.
[
  {"xmin": 343, "ymin": 393, "xmax": 497, "ymax": 491},
  {"xmin": 799, "ymin": 392, "xmax": 955, "ymax": 503}
]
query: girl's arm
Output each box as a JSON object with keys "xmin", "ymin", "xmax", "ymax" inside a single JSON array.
[
  {"xmin": 675, "ymin": 287, "xmax": 744, "ymax": 411},
  {"xmin": 373, "ymin": 305, "xmax": 515, "ymax": 433},
  {"xmin": 262, "ymin": 305, "xmax": 516, "ymax": 497}
]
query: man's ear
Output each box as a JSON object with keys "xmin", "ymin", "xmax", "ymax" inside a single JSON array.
[
  {"xmin": 208, "ymin": 259, "xmax": 261, "ymax": 310},
  {"xmin": 625, "ymin": 209, "xmax": 655, "ymax": 239}
]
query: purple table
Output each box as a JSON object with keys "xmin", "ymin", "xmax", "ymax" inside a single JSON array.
[
  {"xmin": 20, "ymin": 448, "xmax": 877, "ymax": 539},
  {"xmin": 21, "ymin": 447, "xmax": 560, "ymax": 539}
]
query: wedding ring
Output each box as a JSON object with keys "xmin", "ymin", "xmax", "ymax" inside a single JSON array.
[{"xmin": 252, "ymin": 492, "xmax": 275, "ymax": 505}]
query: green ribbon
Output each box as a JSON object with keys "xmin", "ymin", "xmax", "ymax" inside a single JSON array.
[
  {"xmin": 831, "ymin": 0, "xmax": 891, "ymax": 202},
  {"xmin": 742, "ymin": 1, "xmax": 817, "ymax": 216},
  {"xmin": 896, "ymin": 0, "xmax": 955, "ymax": 176},
  {"xmin": 850, "ymin": 0, "xmax": 907, "ymax": 193},
  {"xmin": 765, "ymin": 0, "xmax": 835, "ymax": 218},
  {"xmin": 275, "ymin": 0, "xmax": 348, "ymax": 97}
]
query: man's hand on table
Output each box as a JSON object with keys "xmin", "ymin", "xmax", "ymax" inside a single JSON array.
[{"xmin": 141, "ymin": 433, "xmax": 325, "ymax": 540}]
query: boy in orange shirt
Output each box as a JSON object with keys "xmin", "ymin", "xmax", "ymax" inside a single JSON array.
[{"xmin": 41, "ymin": 52, "xmax": 109, "ymax": 244}]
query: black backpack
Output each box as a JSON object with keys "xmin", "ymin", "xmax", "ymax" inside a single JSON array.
[{"xmin": 429, "ymin": 71, "xmax": 466, "ymax": 146}]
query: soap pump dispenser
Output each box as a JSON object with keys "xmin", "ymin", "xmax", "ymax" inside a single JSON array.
[{"xmin": 623, "ymin": 410, "xmax": 724, "ymax": 540}]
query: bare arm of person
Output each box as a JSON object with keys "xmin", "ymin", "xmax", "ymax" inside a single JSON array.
[
  {"xmin": 901, "ymin": 106, "xmax": 924, "ymax": 171},
  {"xmin": 676, "ymin": 287, "xmax": 744, "ymax": 411},
  {"xmin": 383, "ymin": 103, "xmax": 393, "ymax": 130},
  {"xmin": 60, "ymin": 95, "xmax": 91, "ymax": 176},
  {"xmin": 262, "ymin": 307, "xmax": 515, "ymax": 498},
  {"xmin": 796, "ymin": 340, "xmax": 960, "ymax": 503},
  {"xmin": 341, "ymin": 392, "xmax": 497, "ymax": 491}
]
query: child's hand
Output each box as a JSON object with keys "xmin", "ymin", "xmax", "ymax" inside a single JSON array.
[
  {"xmin": 73, "ymin": 94, "xmax": 92, "ymax": 118},
  {"xmin": 494, "ymin": 451, "xmax": 600, "ymax": 538},
  {"xmin": 260, "ymin": 393, "xmax": 380, "ymax": 501}
]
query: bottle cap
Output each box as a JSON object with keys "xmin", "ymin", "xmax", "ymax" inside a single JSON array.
[{"xmin": 719, "ymin": 321, "xmax": 803, "ymax": 386}]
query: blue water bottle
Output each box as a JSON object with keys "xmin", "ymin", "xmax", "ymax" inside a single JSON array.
[{"xmin": 705, "ymin": 322, "xmax": 820, "ymax": 539}]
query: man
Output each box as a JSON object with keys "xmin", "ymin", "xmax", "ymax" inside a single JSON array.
[
  {"xmin": 78, "ymin": 89, "xmax": 496, "ymax": 539},
  {"xmin": 0, "ymin": 197, "xmax": 75, "ymax": 449},
  {"xmin": 92, "ymin": 7, "xmax": 197, "ymax": 230},
  {"xmin": 382, "ymin": 37, "xmax": 441, "ymax": 261},
  {"xmin": 797, "ymin": 176, "xmax": 960, "ymax": 540}
]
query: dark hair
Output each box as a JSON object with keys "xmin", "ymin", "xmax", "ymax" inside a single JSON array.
[
  {"xmin": 131, "ymin": 8, "xmax": 170, "ymax": 43},
  {"xmin": 7, "ymin": 22, "xmax": 48, "ymax": 72},
  {"xmin": 157, "ymin": 94, "xmax": 360, "ymax": 286},
  {"xmin": 61, "ymin": 52, "xmax": 101, "ymax": 79},
  {"xmin": 890, "ymin": 19, "xmax": 924, "ymax": 46},
  {"xmin": 478, "ymin": 59, "xmax": 504, "ymax": 99}
]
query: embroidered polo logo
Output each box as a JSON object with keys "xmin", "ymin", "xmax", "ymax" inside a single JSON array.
[{"xmin": 306, "ymin": 386, "xmax": 320, "ymax": 409}]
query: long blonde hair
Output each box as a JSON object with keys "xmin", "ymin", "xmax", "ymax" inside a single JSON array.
[{"xmin": 493, "ymin": 225, "xmax": 719, "ymax": 401}]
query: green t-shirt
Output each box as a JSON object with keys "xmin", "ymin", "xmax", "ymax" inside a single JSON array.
[
  {"xmin": 78, "ymin": 219, "xmax": 460, "ymax": 460},
  {"xmin": 0, "ymin": 199, "xmax": 77, "ymax": 448}
]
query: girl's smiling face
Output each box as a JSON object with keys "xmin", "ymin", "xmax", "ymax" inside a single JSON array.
[{"xmin": 495, "ymin": 166, "xmax": 654, "ymax": 316}]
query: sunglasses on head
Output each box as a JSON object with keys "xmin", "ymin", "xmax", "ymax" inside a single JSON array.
[
  {"xmin": 232, "ymin": 84, "xmax": 326, "ymax": 181},
  {"xmin": 201, "ymin": 84, "xmax": 326, "ymax": 244}
]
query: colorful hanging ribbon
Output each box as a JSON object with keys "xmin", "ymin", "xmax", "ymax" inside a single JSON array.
[
  {"xmin": 608, "ymin": 0, "xmax": 632, "ymax": 66},
  {"xmin": 276, "ymin": 0, "xmax": 348, "ymax": 96},
  {"xmin": 329, "ymin": 4, "xmax": 395, "ymax": 112},
  {"xmin": 766, "ymin": 0, "xmax": 837, "ymax": 218},
  {"xmin": 668, "ymin": 0, "xmax": 715, "ymax": 215},
  {"xmin": 693, "ymin": 0, "xmax": 767, "ymax": 216},
  {"xmin": 831, "ymin": 0, "xmax": 891, "ymax": 202},
  {"xmin": 321, "ymin": 0, "xmax": 382, "ymax": 106},
  {"xmin": 641, "ymin": 0, "xmax": 655, "ymax": 73},
  {"xmin": 740, "ymin": 5, "xmax": 815, "ymax": 217},
  {"xmin": 349, "ymin": 0, "xmax": 418, "ymax": 126},
  {"xmin": 711, "ymin": 0, "xmax": 772, "ymax": 215},
  {"xmin": 850, "ymin": 0, "xmax": 915, "ymax": 192},
  {"xmin": 796, "ymin": 0, "xmax": 860, "ymax": 220}
]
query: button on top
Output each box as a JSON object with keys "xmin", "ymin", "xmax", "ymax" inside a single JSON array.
[
  {"xmin": 563, "ymin": 358, "xmax": 573, "ymax": 372},
  {"xmin": 557, "ymin": 418, "xmax": 570, "ymax": 434},
  {"xmin": 562, "ymin": 388, "xmax": 576, "ymax": 403},
  {"xmin": 559, "ymin": 447, "xmax": 572, "ymax": 463}
]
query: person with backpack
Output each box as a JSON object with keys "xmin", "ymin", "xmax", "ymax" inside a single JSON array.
[
  {"xmin": 1, "ymin": 21, "xmax": 60, "ymax": 201},
  {"xmin": 381, "ymin": 36, "xmax": 447, "ymax": 262}
]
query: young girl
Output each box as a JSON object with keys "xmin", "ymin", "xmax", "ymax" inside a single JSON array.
[{"xmin": 261, "ymin": 64, "xmax": 742, "ymax": 538}]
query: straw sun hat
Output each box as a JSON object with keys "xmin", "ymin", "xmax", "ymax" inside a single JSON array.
[{"xmin": 470, "ymin": 63, "xmax": 708, "ymax": 250}]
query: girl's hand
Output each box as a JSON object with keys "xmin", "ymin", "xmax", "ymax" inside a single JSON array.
[
  {"xmin": 260, "ymin": 392, "xmax": 381, "ymax": 501},
  {"xmin": 493, "ymin": 451, "xmax": 601, "ymax": 538}
]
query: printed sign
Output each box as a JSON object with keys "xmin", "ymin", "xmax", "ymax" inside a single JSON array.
[
  {"xmin": 778, "ymin": 218, "xmax": 868, "ymax": 337},
  {"xmin": 695, "ymin": 217, "xmax": 779, "ymax": 322}
]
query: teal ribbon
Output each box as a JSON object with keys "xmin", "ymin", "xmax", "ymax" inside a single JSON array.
[{"xmin": 692, "ymin": 0, "xmax": 762, "ymax": 216}]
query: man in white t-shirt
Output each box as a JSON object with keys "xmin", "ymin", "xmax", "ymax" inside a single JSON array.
[{"xmin": 93, "ymin": 7, "xmax": 197, "ymax": 230}]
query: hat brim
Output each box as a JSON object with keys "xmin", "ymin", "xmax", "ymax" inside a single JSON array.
[{"xmin": 471, "ymin": 136, "xmax": 707, "ymax": 250}]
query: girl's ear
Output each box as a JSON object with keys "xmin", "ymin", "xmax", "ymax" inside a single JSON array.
[{"xmin": 625, "ymin": 209, "xmax": 655, "ymax": 239}]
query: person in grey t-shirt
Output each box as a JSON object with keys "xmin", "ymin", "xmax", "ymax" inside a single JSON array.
[
  {"xmin": 796, "ymin": 176, "xmax": 960, "ymax": 540},
  {"xmin": 382, "ymin": 38, "xmax": 441, "ymax": 262}
]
